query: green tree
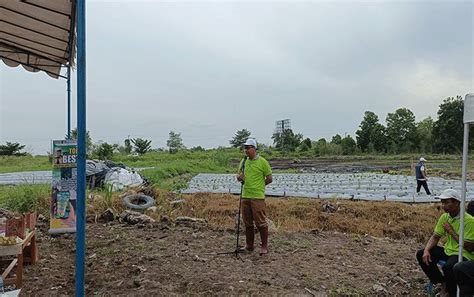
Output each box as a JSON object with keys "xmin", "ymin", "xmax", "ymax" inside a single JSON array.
[
  {"xmin": 95, "ymin": 142, "xmax": 114, "ymax": 160},
  {"xmin": 341, "ymin": 135, "xmax": 356, "ymax": 155},
  {"xmin": 386, "ymin": 108, "xmax": 417, "ymax": 153},
  {"xmin": 0, "ymin": 142, "xmax": 27, "ymax": 156},
  {"xmin": 190, "ymin": 146, "xmax": 205, "ymax": 152},
  {"xmin": 331, "ymin": 134, "xmax": 342, "ymax": 145},
  {"xmin": 355, "ymin": 111, "xmax": 387, "ymax": 153},
  {"xmin": 68, "ymin": 128, "xmax": 92, "ymax": 152},
  {"xmin": 124, "ymin": 138, "xmax": 133, "ymax": 154},
  {"xmin": 314, "ymin": 138, "xmax": 329, "ymax": 155},
  {"xmin": 272, "ymin": 129, "xmax": 303, "ymax": 152},
  {"xmin": 371, "ymin": 124, "xmax": 388, "ymax": 153},
  {"xmin": 229, "ymin": 129, "xmax": 251, "ymax": 148},
  {"xmin": 131, "ymin": 138, "xmax": 152, "ymax": 155},
  {"xmin": 328, "ymin": 143, "xmax": 343, "ymax": 155},
  {"xmin": 167, "ymin": 131, "xmax": 185, "ymax": 154},
  {"xmin": 432, "ymin": 96, "xmax": 465, "ymax": 153},
  {"xmin": 298, "ymin": 138, "xmax": 312, "ymax": 152},
  {"xmin": 416, "ymin": 117, "xmax": 434, "ymax": 153}
]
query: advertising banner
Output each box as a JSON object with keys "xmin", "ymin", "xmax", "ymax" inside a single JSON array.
[{"xmin": 49, "ymin": 139, "xmax": 77, "ymax": 234}]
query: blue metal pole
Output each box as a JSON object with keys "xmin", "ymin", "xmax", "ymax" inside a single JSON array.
[
  {"xmin": 76, "ymin": 0, "xmax": 86, "ymax": 296},
  {"xmin": 67, "ymin": 66, "xmax": 71, "ymax": 139}
]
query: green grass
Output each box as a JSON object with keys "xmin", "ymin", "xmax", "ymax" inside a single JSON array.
[
  {"xmin": 140, "ymin": 157, "xmax": 235, "ymax": 189},
  {"xmin": 0, "ymin": 155, "xmax": 51, "ymax": 173},
  {"xmin": 2, "ymin": 150, "xmax": 474, "ymax": 190},
  {"xmin": 0, "ymin": 148, "xmax": 243, "ymax": 214},
  {"xmin": 1, "ymin": 149, "xmax": 472, "ymax": 174},
  {"xmin": 0, "ymin": 184, "xmax": 50, "ymax": 215},
  {"xmin": 0, "ymin": 150, "xmax": 473, "ymax": 216},
  {"xmin": 113, "ymin": 148, "xmax": 243, "ymax": 168}
]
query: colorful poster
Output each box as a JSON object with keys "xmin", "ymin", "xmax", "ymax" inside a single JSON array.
[{"xmin": 49, "ymin": 140, "xmax": 77, "ymax": 234}]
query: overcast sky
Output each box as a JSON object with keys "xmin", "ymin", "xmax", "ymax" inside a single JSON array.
[{"xmin": 1, "ymin": 0, "xmax": 473, "ymax": 155}]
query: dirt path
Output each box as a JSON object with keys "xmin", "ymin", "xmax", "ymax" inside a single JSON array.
[{"xmin": 22, "ymin": 220, "xmax": 428, "ymax": 296}]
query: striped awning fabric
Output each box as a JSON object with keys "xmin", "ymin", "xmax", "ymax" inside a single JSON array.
[{"xmin": 0, "ymin": 0, "xmax": 76, "ymax": 79}]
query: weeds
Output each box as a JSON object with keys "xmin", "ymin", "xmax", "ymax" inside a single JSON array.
[
  {"xmin": 214, "ymin": 149, "xmax": 231, "ymax": 167},
  {"xmin": 0, "ymin": 180, "xmax": 443, "ymax": 244},
  {"xmin": 0, "ymin": 184, "xmax": 50, "ymax": 215},
  {"xmin": 104, "ymin": 184, "xmax": 114, "ymax": 209},
  {"xmin": 0, "ymin": 151, "xmax": 455, "ymax": 244},
  {"xmin": 329, "ymin": 287, "xmax": 362, "ymax": 296},
  {"xmin": 175, "ymin": 193, "xmax": 441, "ymax": 242}
]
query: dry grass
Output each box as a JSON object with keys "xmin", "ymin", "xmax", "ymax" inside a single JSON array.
[
  {"xmin": 171, "ymin": 192, "xmax": 441, "ymax": 243},
  {"xmin": 85, "ymin": 187, "xmax": 443, "ymax": 243}
]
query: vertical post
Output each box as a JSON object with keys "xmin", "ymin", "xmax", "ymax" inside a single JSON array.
[
  {"xmin": 76, "ymin": 0, "xmax": 86, "ymax": 296},
  {"xmin": 458, "ymin": 124, "xmax": 469, "ymax": 263},
  {"xmin": 458, "ymin": 93, "xmax": 474, "ymax": 297},
  {"xmin": 67, "ymin": 66, "xmax": 71, "ymax": 139},
  {"xmin": 281, "ymin": 120, "xmax": 285, "ymax": 154}
]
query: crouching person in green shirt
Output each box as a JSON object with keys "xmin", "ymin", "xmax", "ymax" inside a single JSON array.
[
  {"xmin": 236, "ymin": 138, "xmax": 272, "ymax": 255},
  {"xmin": 416, "ymin": 189, "xmax": 474, "ymax": 297}
]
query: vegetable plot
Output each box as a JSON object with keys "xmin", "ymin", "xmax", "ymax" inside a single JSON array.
[{"xmin": 182, "ymin": 173, "xmax": 474, "ymax": 202}]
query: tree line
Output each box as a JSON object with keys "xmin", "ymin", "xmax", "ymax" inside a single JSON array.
[
  {"xmin": 0, "ymin": 96, "xmax": 470, "ymax": 158},
  {"xmin": 355, "ymin": 96, "xmax": 469, "ymax": 154},
  {"xmin": 230, "ymin": 96, "xmax": 469, "ymax": 155}
]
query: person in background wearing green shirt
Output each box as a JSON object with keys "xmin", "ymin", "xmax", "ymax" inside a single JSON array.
[
  {"xmin": 416, "ymin": 189, "xmax": 474, "ymax": 297},
  {"xmin": 236, "ymin": 138, "xmax": 272, "ymax": 255}
]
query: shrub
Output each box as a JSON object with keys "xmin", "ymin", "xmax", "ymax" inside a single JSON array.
[
  {"xmin": 214, "ymin": 149, "xmax": 230, "ymax": 167},
  {"xmin": 95, "ymin": 142, "xmax": 115, "ymax": 160}
]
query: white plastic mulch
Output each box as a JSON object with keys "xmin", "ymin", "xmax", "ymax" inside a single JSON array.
[{"xmin": 181, "ymin": 173, "xmax": 474, "ymax": 203}]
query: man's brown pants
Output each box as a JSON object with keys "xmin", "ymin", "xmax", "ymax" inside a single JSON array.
[{"xmin": 242, "ymin": 199, "xmax": 267, "ymax": 228}]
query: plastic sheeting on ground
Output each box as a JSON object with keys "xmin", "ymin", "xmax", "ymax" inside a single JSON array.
[{"xmin": 181, "ymin": 173, "xmax": 474, "ymax": 203}]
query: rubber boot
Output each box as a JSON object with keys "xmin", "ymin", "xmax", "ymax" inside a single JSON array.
[
  {"xmin": 245, "ymin": 226, "xmax": 255, "ymax": 251},
  {"xmin": 259, "ymin": 226, "xmax": 269, "ymax": 255}
]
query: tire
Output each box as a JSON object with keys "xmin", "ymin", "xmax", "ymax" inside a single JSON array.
[{"xmin": 122, "ymin": 194, "xmax": 155, "ymax": 210}]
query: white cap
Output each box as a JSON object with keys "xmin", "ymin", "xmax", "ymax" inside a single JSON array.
[
  {"xmin": 244, "ymin": 138, "xmax": 257, "ymax": 149},
  {"xmin": 419, "ymin": 157, "xmax": 426, "ymax": 162},
  {"xmin": 435, "ymin": 189, "xmax": 461, "ymax": 201}
]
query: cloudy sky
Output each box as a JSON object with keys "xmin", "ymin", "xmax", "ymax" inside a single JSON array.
[{"xmin": 1, "ymin": 0, "xmax": 473, "ymax": 155}]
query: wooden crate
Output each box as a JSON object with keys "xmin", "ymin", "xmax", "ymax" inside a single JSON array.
[
  {"xmin": 0, "ymin": 230, "xmax": 36, "ymax": 288},
  {"xmin": 0, "ymin": 213, "xmax": 39, "ymax": 289}
]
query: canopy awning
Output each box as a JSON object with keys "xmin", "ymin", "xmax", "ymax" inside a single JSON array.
[
  {"xmin": 1, "ymin": 1, "xmax": 86, "ymax": 294},
  {"xmin": 0, "ymin": 0, "xmax": 76, "ymax": 79}
]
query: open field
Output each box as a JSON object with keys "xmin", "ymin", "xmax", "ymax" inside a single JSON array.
[
  {"xmin": 21, "ymin": 193, "xmax": 444, "ymax": 296},
  {"xmin": 1, "ymin": 153, "xmax": 473, "ymax": 216},
  {"xmin": 3, "ymin": 1, "xmax": 472, "ymax": 295},
  {"xmin": 0, "ymin": 153, "xmax": 470, "ymax": 295},
  {"xmin": 2, "ymin": 152, "xmax": 474, "ymax": 178}
]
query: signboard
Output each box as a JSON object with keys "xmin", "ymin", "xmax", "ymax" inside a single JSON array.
[
  {"xmin": 49, "ymin": 139, "xmax": 77, "ymax": 234},
  {"xmin": 464, "ymin": 93, "xmax": 474, "ymax": 124}
]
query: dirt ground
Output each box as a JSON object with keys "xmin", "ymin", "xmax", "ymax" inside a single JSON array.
[
  {"xmin": 21, "ymin": 215, "xmax": 430, "ymax": 296},
  {"xmin": 268, "ymin": 158, "xmax": 413, "ymax": 173}
]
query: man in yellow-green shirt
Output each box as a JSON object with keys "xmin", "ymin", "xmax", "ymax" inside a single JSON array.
[
  {"xmin": 236, "ymin": 138, "xmax": 272, "ymax": 255},
  {"xmin": 416, "ymin": 189, "xmax": 474, "ymax": 297}
]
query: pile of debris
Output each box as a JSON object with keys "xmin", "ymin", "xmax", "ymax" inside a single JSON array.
[{"xmin": 86, "ymin": 160, "xmax": 144, "ymax": 191}]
